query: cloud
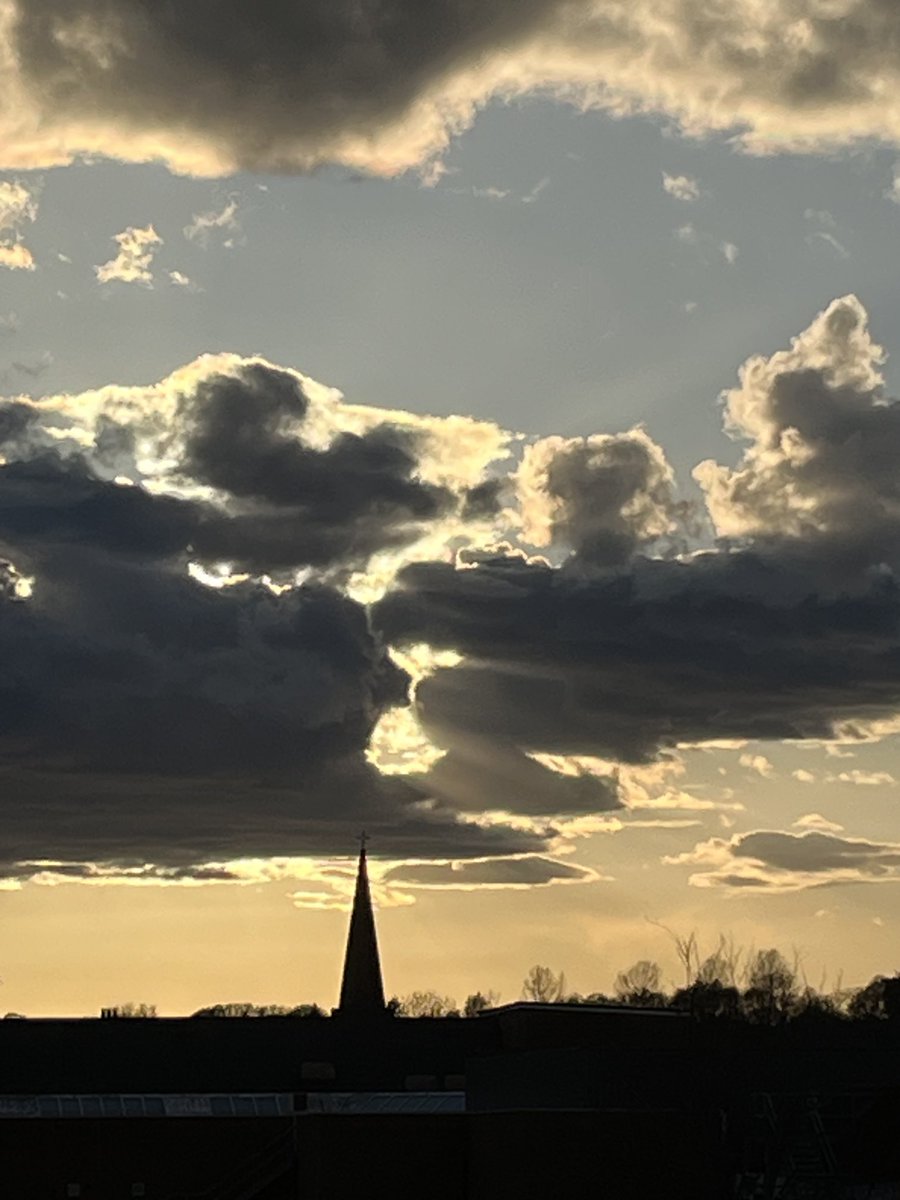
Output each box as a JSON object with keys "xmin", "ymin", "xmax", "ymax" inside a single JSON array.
[
  {"xmin": 792, "ymin": 768, "xmax": 816, "ymax": 783},
  {"xmin": 0, "ymin": 310, "xmax": 19, "ymax": 334},
  {"xmin": 694, "ymin": 295, "xmax": 900, "ymax": 549},
  {"xmin": 0, "ymin": 180, "xmax": 37, "ymax": 269},
  {"xmin": 184, "ymin": 198, "xmax": 239, "ymax": 245},
  {"xmin": 739, "ymin": 753, "xmax": 775, "ymax": 778},
  {"xmin": 95, "ymin": 224, "xmax": 162, "ymax": 285},
  {"xmin": 516, "ymin": 428, "xmax": 684, "ymax": 566},
  {"xmin": 382, "ymin": 854, "xmax": 598, "ymax": 891},
  {"xmin": 7, "ymin": 1, "xmax": 900, "ymax": 176},
  {"xmin": 0, "ymin": 357, "xmax": 542, "ymax": 884},
  {"xmin": 828, "ymin": 769, "xmax": 896, "ymax": 786},
  {"xmin": 807, "ymin": 230, "xmax": 850, "ymax": 259},
  {"xmin": 666, "ymin": 828, "xmax": 900, "ymax": 891},
  {"xmin": 409, "ymin": 733, "xmax": 623, "ymax": 819},
  {"xmin": 471, "ymin": 185, "xmax": 510, "ymax": 202},
  {"xmin": 10, "ymin": 351, "xmax": 53, "ymax": 378},
  {"xmin": 0, "ymin": 242, "xmax": 34, "ymax": 270},
  {"xmin": 793, "ymin": 812, "xmax": 844, "ymax": 833},
  {"xmin": 11, "ymin": 295, "xmax": 900, "ymax": 889},
  {"xmin": 168, "ymin": 269, "xmax": 196, "ymax": 289},
  {"xmin": 521, "ymin": 177, "xmax": 550, "ymax": 205},
  {"xmin": 805, "ymin": 209, "xmax": 836, "ymax": 228},
  {"xmin": 374, "ymin": 296, "xmax": 900, "ymax": 769},
  {"xmin": 675, "ymin": 224, "xmax": 738, "ymax": 265},
  {"xmin": 662, "ymin": 173, "xmax": 700, "ymax": 202},
  {"xmin": 374, "ymin": 537, "xmax": 900, "ymax": 765}
]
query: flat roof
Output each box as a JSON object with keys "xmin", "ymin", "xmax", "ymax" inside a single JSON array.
[{"xmin": 480, "ymin": 1003, "xmax": 687, "ymax": 1018}]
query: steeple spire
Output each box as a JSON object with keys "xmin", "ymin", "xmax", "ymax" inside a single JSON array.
[{"xmin": 337, "ymin": 834, "xmax": 386, "ymax": 1016}]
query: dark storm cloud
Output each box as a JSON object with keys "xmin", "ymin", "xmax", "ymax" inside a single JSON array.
[
  {"xmin": 8, "ymin": 0, "xmax": 900, "ymax": 173},
  {"xmin": 374, "ymin": 297, "xmax": 900, "ymax": 765},
  {"xmin": 6, "ymin": 0, "xmax": 556, "ymax": 173},
  {"xmin": 0, "ymin": 562, "xmax": 544, "ymax": 878},
  {"xmin": 0, "ymin": 562, "xmax": 407, "ymax": 774},
  {"xmin": 0, "ymin": 758, "xmax": 544, "ymax": 885},
  {"xmin": 10, "ymin": 295, "xmax": 900, "ymax": 886},
  {"xmin": 176, "ymin": 364, "xmax": 454, "ymax": 570},
  {"xmin": 376, "ymin": 546, "xmax": 900, "ymax": 763},
  {"xmin": 412, "ymin": 733, "xmax": 621, "ymax": 817},
  {"xmin": 735, "ymin": 830, "xmax": 900, "ymax": 873},
  {"xmin": 0, "ymin": 457, "xmax": 197, "ymax": 563},
  {"xmin": 0, "ymin": 361, "xmax": 467, "ymax": 577},
  {"xmin": 460, "ymin": 479, "xmax": 505, "ymax": 523},
  {"xmin": 0, "ymin": 355, "xmax": 536, "ymax": 880},
  {"xmin": 383, "ymin": 855, "xmax": 595, "ymax": 889},
  {"xmin": 0, "ymin": 400, "xmax": 36, "ymax": 447},
  {"xmin": 666, "ymin": 828, "xmax": 900, "ymax": 891}
]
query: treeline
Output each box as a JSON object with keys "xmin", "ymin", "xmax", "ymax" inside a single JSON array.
[
  {"xmin": 92, "ymin": 936, "xmax": 900, "ymax": 1023},
  {"xmin": 389, "ymin": 934, "xmax": 900, "ymax": 1023}
]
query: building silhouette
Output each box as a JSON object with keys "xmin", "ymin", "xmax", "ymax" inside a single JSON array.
[
  {"xmin": 336, "ymin": 838, "xmax": 386, "ymax": 1018},
  {"xmin": 1, "ymin": 842, "xmax": 900, "ymax": 1197}
]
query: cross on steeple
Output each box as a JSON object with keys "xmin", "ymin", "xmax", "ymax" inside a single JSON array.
[{"xmin": 336, "ymin": 835, "xmax": 386, "ymax": 1017}]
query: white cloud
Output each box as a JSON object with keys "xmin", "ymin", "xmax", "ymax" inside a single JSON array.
[
  {"xmin": 0, "ymin": 180, "xmax": 37, "ymax": 270},
  {"xmin": 739, "ymin": 752, "xmax": 774, "ymax": 778},
  {"xmin": 95, "ymin": 225, "xmax": 163, "ymax": 286},
  {"xmin": 521, "ymin": 177, "xmax": 550, "ymax": 205},
  {"xmin": 674, "ymin": 224, "xmax": 738, "ymax": 264},
  {"xmin": 0, "ymin": 243, "xmax": 33, "ymax": 270},
  {"xmin": 828, "ymin": 769, "xmax": 896, "ymax": 787},
  {"xmin": 168, "ymin": 269, "xmax": 198, "ymax": 290},
  {"xmin": 183, "ymin": 199, "xmax": 239, "ymax": 245},
  {"xmin": 792, "ymin": 768, "xmax": 816, "ymax": 784},
  {"xmin": 807, "ymin": 230, "xmax": 850, "ymax": 259},
  {"xmin": 793, "ymin": 812, "xmax": 844, "ymax": 833},
  {"xmin": 471, "ymin": 185, "xmax": 510, "ymax": 201},
  {"xmin": 662, "ymin": 172, "xmax": 701, "ymax": 202}
]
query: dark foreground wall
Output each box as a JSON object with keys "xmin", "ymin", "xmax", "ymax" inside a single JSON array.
[{"xmin": 1, "ymin": 1111, "xmax": 724, "ymax": 1200}]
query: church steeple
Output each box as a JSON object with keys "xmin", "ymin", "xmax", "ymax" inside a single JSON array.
[{"xmin": 337, "ymin": 836, "xmax": 386, "ymax": 1016}]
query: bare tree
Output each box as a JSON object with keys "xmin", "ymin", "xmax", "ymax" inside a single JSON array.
[
  {"xmin": 108, "ymin": 1002, "xmax": 158, "ymax": 1018},
  {"xmin": 463, "ymin": 990, "xmax": 500, "ymax": 1017},
  {"xmin": 398, "ymin": 991, "xmax": 460, "ymax": 1017},
  {"xmin": 697, "ymin": 935, "xmax": 742, "ymax": 988},
  {"xmin": 743, "ymin": 949, "xmax": 797, "ymax": 1025},
  {"xmin": 646, "ymin": 919, "xmax": 698, "ymax": 988},
  {"xmin": 614, "ymin": 960, "xmax": 666, "ymax": 1007},
  {"xmin": 521, "ymin": 965, "xmax": 566, "ymax": 1003}
]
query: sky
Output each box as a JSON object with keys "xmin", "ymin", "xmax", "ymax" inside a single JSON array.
[{"xmin": 5, "ymin": 0, "xmax": 900, "ymax": 1014}]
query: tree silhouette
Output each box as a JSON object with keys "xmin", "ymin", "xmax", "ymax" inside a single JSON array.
[
  {"xmin": 521, "ymin": 965, "xmax": 566, "ymax": 1003},
  {"xmin": 742, "ymin": 949, "xmax": 797, "ymax": 1025},
  {"xmin": 614, "ymin": 960, "xmax": 666, "ymax": 1007},
  {"xmin": 107, "ymin": 1002, "xmax": 158, "ymax": 1018},
  {"xmin": 464, "ymin": 990, "xmax": 500, "ymax": 1017},
  {"xmin": 398, "ymin": 991, "xmax": 460, "ymax": 1017},
  {"xmin": 191, "ymin": 1002, "xmax": 324, "ymax": 1017}
]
